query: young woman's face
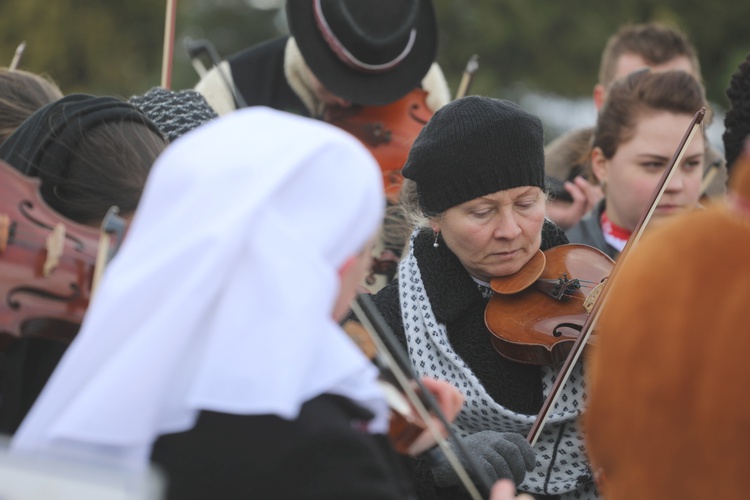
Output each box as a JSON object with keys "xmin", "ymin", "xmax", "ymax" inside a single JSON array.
[
  {"xmin": 593, "ymin": 112, "xmax": 705, "ymax": 231},
  {"xmin": 436, "ymin": 186, "xmax": 546, "ymax": 282}
]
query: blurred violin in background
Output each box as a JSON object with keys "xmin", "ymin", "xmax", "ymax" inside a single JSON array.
[
  {"xmin": 324, "ymin": 88, "xmax": 433, "ymax": 203},
  {"xmin": 0, "ymin": 160, "xmax": 121, "ymax": 347},
  {"xmin": 324, "ymin": 55, "xmax": 479, "ymax": 203}
]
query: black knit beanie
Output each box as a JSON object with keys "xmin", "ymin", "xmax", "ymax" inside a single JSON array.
[
  {"xmin": 402, "ymin": 95, "xmax": 545, "ymax": 214},
  {"xmin": 129, "ymin": 87, "xmax": 218, "ymax": 143}
]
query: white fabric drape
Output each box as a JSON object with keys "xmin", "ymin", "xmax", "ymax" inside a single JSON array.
[{"xmin": 11, "ymin": 107, "xmax": 388, "ymax": 470}]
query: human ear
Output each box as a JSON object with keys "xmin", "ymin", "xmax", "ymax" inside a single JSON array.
[{"xmin": 591, "ymin": 147, "xmax": 609, "ymax": 187}]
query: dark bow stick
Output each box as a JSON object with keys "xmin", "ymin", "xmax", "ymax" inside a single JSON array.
[
  {"xmin": 183, "ymin": 37, "xmax": 248, "ymax": 109},
  {"xmin": 351, "ymin": 294, "xmax": 495, "ymax": 500}
]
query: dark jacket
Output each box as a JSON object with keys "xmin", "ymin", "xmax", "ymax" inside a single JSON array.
[
  {"xmin": 226, "ymin": 36, "xmax": 310, "ymax": 116},
  {"xmin": 564, "ymin": 200, "xmax": 619, "ymax": 260},
  {"xmin": 151, "ymin": 394, "xmax": 417, "ymax": 500},
  {"xmin": 0, "ymin": 337, "xmax": 67, "ymax": 434}
]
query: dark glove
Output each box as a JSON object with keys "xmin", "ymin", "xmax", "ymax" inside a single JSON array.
[{"xmin": 430, "ymin": 430, "xmax": 536, "ymax": 488}]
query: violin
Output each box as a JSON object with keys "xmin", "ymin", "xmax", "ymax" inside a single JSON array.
[
  {"xmin": 323, "ymin": 88, "xmax": 433, "ymax": 202},
  {"xmin": 485, "ymin": 244, "xmax": 614, "ymax": 367},
  {"xmin": 0, "ymin": 160, "xmax": 100, "ymax": 347},
  {"xmin": 342, "ymin": 318, "xmax": 426, "ymax": 454}
]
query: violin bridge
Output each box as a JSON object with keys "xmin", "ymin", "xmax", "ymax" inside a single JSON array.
[
  {"xmin": 0, "ymin": 214, "xmax": 9, "ymax": 252},
  {"xmin": 43, "ymin": 223, "xmax": 66, "ymax": 276},
  {"xmin": 583, "ymin": 281, "xmax": 605, "ymax": 314}
]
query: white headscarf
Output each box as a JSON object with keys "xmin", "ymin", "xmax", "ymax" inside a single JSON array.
[{"xmin": 11, "ymin": 107, "xmax": 388, "ymax": 470}]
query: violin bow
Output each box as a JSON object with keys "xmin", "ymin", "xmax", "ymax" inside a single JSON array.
[
  {"xmin": 526, "ymin": 107, "xmax": 707, "ymax": 446},
  {"xmin": 454, "ymin": 54, "xmax": 479, "ymax": 100},
  {"xmin": 699, "ymin": 162, "xmax": 720, "ymax": 196},
  {"xmin": 183, "ymin": 37, "xmax": 248, "ymax": 108},
  {"xmin": 351, "ymin": 294, "xmax": 494, "ymax": 500},
  {"xmin": 160, "ymin": 0, "xmax": 178, "ymax": 89},
  {"xmin": 9, "ymin": 41, "xmax": 26, "ymax": 70}
]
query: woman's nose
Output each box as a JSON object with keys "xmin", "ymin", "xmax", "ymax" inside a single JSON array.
[
  {"xmin": 493, "ymin": 213, "xmax": 522, "ymax": 239},
  {"xmin": 665, "ymin": 170, "xmax": 686, "ymax": 192}
]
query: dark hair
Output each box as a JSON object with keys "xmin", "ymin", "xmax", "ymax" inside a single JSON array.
[
  {"xmin": 598, "ymin": 22, "xmax": 701, "ymax": 88},
  {"xmin": 0, "ymin": 69, "xmax": 63, "ymax": 144},
  {"xmin": 593, "ymin": 70, "xmax": 708, "ymax": 159},
  {"xmin": 723, "ymin": 53, "xmax": 750, "ymax": 170},
  {"xmin": 42, "ymin": 120, "xmax": 166, "ymax": 226}
]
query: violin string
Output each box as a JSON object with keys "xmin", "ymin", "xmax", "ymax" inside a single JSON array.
[{"xmin": 536, "ymin": 279, "xmax": 602, "ymax": 289}]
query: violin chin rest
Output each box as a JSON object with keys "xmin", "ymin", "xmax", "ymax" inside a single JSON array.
[{"xmin": 490, "ymin": 249, "xmax": 546, "ymax": 295}]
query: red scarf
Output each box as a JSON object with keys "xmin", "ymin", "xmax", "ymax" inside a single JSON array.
[{"xmin": 600, "ymin": 211, "xmax": 630, "ymax": 252}]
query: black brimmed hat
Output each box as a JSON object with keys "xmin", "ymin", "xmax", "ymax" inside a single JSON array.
[{"xmin": 286, "ymin": 0, "xmax": 438, "ymax": 106}]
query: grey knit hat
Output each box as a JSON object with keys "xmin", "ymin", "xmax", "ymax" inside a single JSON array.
[
  {"xmin": 402, "ymin": 95, "xmax": 546, "ymax": 214},
  {"xmin": 128, "ymin": 88, "xmax": 218, "ymax": 143}
]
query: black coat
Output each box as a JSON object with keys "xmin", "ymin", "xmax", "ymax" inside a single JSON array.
[
  {"xmin": 564, "ymin": 201, "xmax": 619, "ymax": 260},
  {"xmin": 0, "ymin": 337, "xmax": 67, "ymax": 434},
  {"xmin": 150, "ymin": 394, "xmax": 418, "ymax": 500},
  {"xmin": 227, "ymin": 36, "xmax": 310, "ymax": 117}
]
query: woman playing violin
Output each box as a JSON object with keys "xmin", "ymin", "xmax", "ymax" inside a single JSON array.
[
  {"xmin": 367, "ymin": 96, "xmax": 598, "ymax": 499},
  {"xmin": 565, "ymin": 69, "xmax": 711, "ymax": 259}
]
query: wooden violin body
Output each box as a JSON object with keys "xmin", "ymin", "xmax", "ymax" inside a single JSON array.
[
  {"xmin": 342, "ymin": 319, "xmax": 426, "ymax": 454},
  {"xmin": 0, "ymin": 160, "xmax": 100, "ymax": 346},
  {"xmin": 324, "ymin": 88, "xmax": 433, "ymax": 202},
  {"xmin": 485, "ymin": 244, "xmax": 614, "ymax": 367}
]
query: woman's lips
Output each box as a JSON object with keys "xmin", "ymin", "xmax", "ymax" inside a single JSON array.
[
  {"xmin": 491, "ymin": 249, "xmax": 520, "ymax": 259},
  {"xmin": 655, "ymin": 204, "xmax": 682, "ymax": 214}
]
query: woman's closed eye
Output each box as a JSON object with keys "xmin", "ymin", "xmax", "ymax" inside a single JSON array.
[
  {"xmin": 471, "ymin": 209, "xmax": 494, "ymax": 219},
  {"xmin": 515, "ymin": 199, "xmax": 537, "ymax": 210}
]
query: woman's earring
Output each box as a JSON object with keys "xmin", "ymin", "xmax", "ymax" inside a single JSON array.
[{"xmin": 433, "ymin": 231, "xmax": 440, "ymax": 248}]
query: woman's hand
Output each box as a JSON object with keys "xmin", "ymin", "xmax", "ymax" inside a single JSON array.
[
  {"xmin": 430, "ymin": 430, "xmax": 535, "ymax": 487},
  {"xmin": 545, "ymin": 176, "xmax": 604, "ymax": 229},
  {"xmin": 406, "ymin": 377, "xmax": 463, "ymax": 455}
]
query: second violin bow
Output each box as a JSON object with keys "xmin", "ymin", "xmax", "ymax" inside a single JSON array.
[
  {"xmin": 455, "ymin": 54, "xmax": 479, "ymax": 100},
  {"xmin": 9, "ymin": 41, "xmax": 26, "ymax": 70}
]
